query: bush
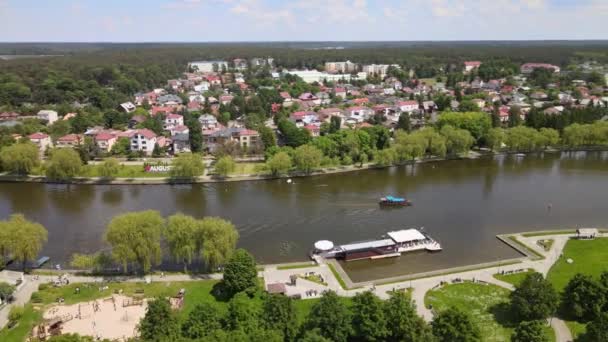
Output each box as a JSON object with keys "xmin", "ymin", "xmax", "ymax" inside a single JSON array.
[
  {"xmin": 38, "ymin": 283, "xmax": 50, "ymax": 291},
  {"xmin": 8, "ymin": 305, "xmax": 24, "ymax": 322},
  {"xmin": 30, "ymin": 292, "xmax": 42, "ymax": 303}
]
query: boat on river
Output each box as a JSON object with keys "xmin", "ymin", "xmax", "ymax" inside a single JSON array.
[
  {"xmin": 379, "ymin": 195, "xmax": 412, "ymax": 207},
  {"xmin": 312, "ymin": 228, "xmax": 441, "ymax": 262}
]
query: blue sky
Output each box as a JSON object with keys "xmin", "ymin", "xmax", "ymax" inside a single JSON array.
[{"xmin": 0, "ymin": 0, "xmax": 606, "ymax": 42}]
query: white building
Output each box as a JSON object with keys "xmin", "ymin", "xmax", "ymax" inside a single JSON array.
[
  {"xmin": 283, "ymin": 70, "xmax": 367, "ymax": 84},
  {"xmin": 188, "ymin": 61, "xmax": 229, "ymax": 73},
  {"xmin": 362, "ymin": 64, "xmax": 400, "ymax": 77},
  {"xmin": 164, "ymin": 114, "xmax": 184, "ymax": 129},
  {"xmin": 397, "ymin": 100, "xmax": 419, "ymax": 113},
  {"xmin": 325, "ymin": 60, "xmax": 358, "ymax": 73},
  {"xmin": 37, "ymin": 110, "xmax": 59, "ymax": 125},
  {"xmin": 28, "ymin": 132, "xmax": 52, "ymax": 152},
  {"xmin": 130, "ymin": 129, "xmax": 157, "ymax": 156}
]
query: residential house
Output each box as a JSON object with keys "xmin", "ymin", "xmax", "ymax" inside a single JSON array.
[
  {"xmin": 169, "ymin": 125, "xmax": 189, "ymax": 137},
  {"xmin": 29, "ymin": 132, "xmax": 52, "ymax": 152},
  {"xmin": 304, "ymin": 124, "xmax": 321, "ymax": 137},
  {"xmin": 164, "ymin": 114, "xmax": 184, "ymax": 129},
  {"xmin": 397, "ymin": 100, "xmax": 419, "ymax": 113},
  {"xmin": 0, "ymin": 112, "xmax": 19, "ymax": 121},
  {"xmin": 317, "ymin": 108, "xmax": 344, "ymax": 122},
  {"xmin": 298, "ymin": 93, "xmax": 321, "ymax": 106},
  {"xmin": 157, "ymin": 94, "xmax": 183, "ymax": 106},
  {"xmin": 464, "ymin": 61, "xmax": 482, "ymax": 73},
  {"xmin": 422, "ymin": 101, "xmax": 437, "ymax": 113},
  {"xmin": 290, "ymin": 111, "xmax": 319, "ymax": 127},
  {"xmin": 172, "ymin": 133, "xmax": 191, "ymax": 153},
  {"xmin": 37, "ymin": 110, "xmax": 59, "ymax": 125},
  {"xmin": 520, "ymin": 63, "xmax": 561, "ymax": 74},
  {"xmin": 315, "ymin": 92, "xmax": 331, "ymax": 105},
  {"xmin": 205, "ymin": 128, "xmax": 260, "ymax": 152},
  {"xmin": 333, "ymin": 87, "xmax": 347, "ymax": 99},
  {"xmin": 199, "ymin": 114, "xmax": 219, "ymax": 129},
  {"xmin": 56, "ymin": 134, "xmax": 82, "ymax": 148},
  {"xmin": 187, "ymin": 101, "xmax": 202, "ymax": 112},
  {"xmin": 324, "ymin": 61, "xmax": 358, "ymax": 73},
  {"xmin": 193, "ymin": 82, "xmax": 210, "ymax": 93},
  {"xmin": 95, "ymin": 132, "xmax": 117, "ymax": 152},
  {"xmin": 280, "ymin": 92, "xmax": 294, "ymax": 107},
  {"xmin": 346, "ymin": 106, "xmax": 374, "ymax": 123},
  {"xmin": 130, "ymin": 129, "xmax": 158, "ymax": 156},
  {"xmin": 233, "ymin": 58, "xmax": 248, "ymax": 70},
  {"xmin": 220, "ymin": 95, "xmax": 234, "ymax": 105},
  {"xmin": 151, "ymin": 106, "xmax": 175, "ymax": 116},
  {"xmin": 472, "ymin": 99, "xmax": 486, "ymax": 110}
]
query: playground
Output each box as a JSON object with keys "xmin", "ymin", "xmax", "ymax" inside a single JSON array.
[{"xmin": 35, "ymin": 295, "xmax": 147, "ymax": 341}]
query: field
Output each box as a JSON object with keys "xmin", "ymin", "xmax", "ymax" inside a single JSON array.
[
  {"xmin": 230, "ymin": 162, "xmax": 265, "ymax": 176},
  {"xmin": 425, "ymin": 282, "xmax": 554, "ymax": 342},
  {"xmin": 0, "ymin": 280, "xmax": 331, "ymax": 342},
  {"xmin": 546, "ymin": 238, "xmax": 608, "ymax": 339},
  {"xmin": 493, "ymin": 269, "xmax": 534, "ymax": 287}
]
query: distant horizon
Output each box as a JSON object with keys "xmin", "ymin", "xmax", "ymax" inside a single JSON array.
[
  {"xmin": 1, "ymin": 39, "xmax": 608, "ymax": 44},
  {"xmin": 1, "ymin": 0, "xmax": 606, "ymax": 42}
]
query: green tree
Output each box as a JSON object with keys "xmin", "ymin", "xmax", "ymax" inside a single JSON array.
[
  {"xmin": 440, "ymin": 125, "xmax": 475, "ymax": 155},
  {"xmin": 510, "ymin": 272, "xmax": 558, "ymax": 321},
  {"xmin": 267, "ymin": 151, "xmax": 292, "ymax": 176},
  {"xmin": 305, "ymin": 290, "xmax": 352, "ymax": 342},
  {"xmin": 458, "ymin": 99, "xmax": 480, "ymax": 112},
  {"xmin": 69, "ymin": 252, "xmax": 111, "ymax": 272},
  {"xmin": 485, "ymin": 128, "xmax": 505, "ymax": 151},
  {"xmin": 110, "ymin": 137, "xmax": 130, "ymax": 155},
  {"xmin": 0, "ymin": 282, "xmax": 15, "ymax": 302},
  {"xmin": 561, "ymin": 274, "xmax": 605, "ymax": 321},
  {"xmin": 138, "ymin": 298, "xmax": 179, "ymax": 341},
  {"xmin": 222, "ymin": 248, "xmax": 258, "ymax": 296},
  {"xmin": 278, "ymin": 119, "xmax": 311, "ymax": 147},
  {"xmin": 293, "ymin": 144, "xmax": 322, "ymax": 174},
  {"xmin": 0, "ymin": 142, "xmax": 40, "ymax": 174},
  {"xmin": 258, "ymin": 126, "xmax": 277, "ymax": 149},
  {"xmin": 384, "ymin": 290, "xmax": 433, "ymax": 342},
  {"xmin": 585, "ymin": 312, "xmax": 608, "ymax": 342},
  {"xmin": 226, "ymin": 292, "xmax": 262, "ymax": 332},
  {"xmin": 104, "ymin": 210, "xmax": 164, "ymax": 273},
  {"xmin": 98, "ymin": 158, "xmax": 120, "ymax": 178},
  {"xmin": 374, "ymin": 148, "xmax": 396, "ymax": 166},
  {"xmin": 437, "ymin": 111, "xmax": 491, "ymax": 142},
  {"xmin": 351, "ymin": 291, "xmax": 389, "ymax": 341},
  {"xmin": 181, "ymin": 303, "xmax": 223, "ymax": 339},
  {"xmin": 505, "ymin": 126, "xmax": 542, "ymax": 152},
  {"xmin": 186, "ymin": 118, "xmax": 203, "ymax": 152},
  {"xmin": 511, "ymin": 320, "xmax": 548, "ymax": 342},
  {"xmin": 199, "ymin": 217, "xmax": 239, "ymax": 269},
  {"xmin": 538, "ymin": 128, "xmax": 559, "ymax": 148},
  {"xmin": 171, "ymin": 152, "xmax": 205, "ymax": 178},
  {"xmin": 329, "ymin": 116, "xmax": 342, "ymax": 133},
  {"xmin": 397, "ymin": 114, "xmax": 411, "ymax": 132},
  {"xmin": 508, "ymin": 106, "xmax": 523, "ymax": 127},
  {"xmin": 164, "ymin": 213, "xmax": 198, "ymax": 271},
  {"xmin": 214, "ymin": 156, "xmax": 236, "ymax": 177},
  {"xmin": 300, "ymin": 329, "xmax": 332, "ymax": 342},
  {"xmin": 431, "ymin": 307, "xmax": 480, "ymax": 342},
  {"xmin": 262, "ymin": 294, "xmax": 298, "ymax": 342},
  {"xmin": 45, "ymin": 334, "xmax": 99, "ymax": 342},
  {"xmin": 5, "ymin": 214, "xmax": 47, "ymax": 270},
  {"xmin": 46, "ymin": 148, "xmax": 82, "ymax": 180}
]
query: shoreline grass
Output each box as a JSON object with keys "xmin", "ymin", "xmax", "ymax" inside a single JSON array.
[
  {"xmin": 493, "ymin": 269, "xmax": 534, "ymax": 287},
  {"xmin": 328, "ymin": 263, "xmax": 348, "ymax": 290},
  {"xmin": 276, "ymin": 263, "xmax": 318, "ymax": 270},
  {"xmin": 506, "ymin": 235, "xmax": 545, "ymax": 259}
]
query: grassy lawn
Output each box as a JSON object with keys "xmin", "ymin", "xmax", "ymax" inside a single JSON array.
[
  {"xmin": 425, "ymin": 282, "xmax": 554, "ymax": 342},
  {"xmin": 521, "ymin": 230, "xmax": 576, "ymax": 237},
  {"xmin": 230, "ymin": 162, "xmax": 265, "ymax": 176},
  {"xmin": 0, "ymin": 304, "xmax": 42, "ymax": 342},
  {"xmin": 546, "ymin": 238, "xmax": 608, "ymax": 339},
  {"xmin": 277, "ymin": 263, "xmax": 318, "ymax": 270},
  {"xmin": 547, "ymin": 238, "xmax": 608, "ymax": 292},
  {"xmin": 31, "ymin": 163, "xmax": 171, "ymax": 178},
  {"xmin": 299, "ymin": 274, "xmax": 328, "ymax": 286},
  {"xmin": 328, "ymin": 263, "xmax": 348, "ymax": 290},
  {"xmin": 493, "ymin": 269, "xmax": 534, "ymax": 287}
]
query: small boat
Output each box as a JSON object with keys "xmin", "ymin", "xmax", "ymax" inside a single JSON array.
[
  {"xmin": 33, "ymin": 256, "xmax": 50, "ymax": 268},
  {"xmin": 379, "ymin": 195, "xmax": 412, "ymax": 207}
]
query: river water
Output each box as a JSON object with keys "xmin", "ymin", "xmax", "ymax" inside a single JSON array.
[{"xmin": 1, "ymin": 151, "xmax": 607, "ymax": 282}]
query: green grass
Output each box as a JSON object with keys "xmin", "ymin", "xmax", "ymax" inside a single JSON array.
[
  {"xmin": 547, "ymin": 238, "xmax": 608, "ymax": 292},
  {"xmin": 230, "ymin": 162, "xmax": 265, "ymax": 176},
  {"xmin": 0, "ymin": 304, "xmax": 42, "ymax": 342},
  {"xmin": 521, "ymin": 230, "xmax": 576, "ymax": 237},
  {"xmin": 493, "ymin": 269, "xmax": 534, "ymax": 287},
  {"xmin": 425, "ymin": 282, "xmax": 554, "ymax": 342},
  {"xmin": 299, "ymin": 274, "xmax": 327, "ymax": 286},
  {"xmin": 277, "ymin": 263, "xmax": 317, "ymax": 270},
  {"xmin": 31, "ymin": 163, "xmax": 171, "ymax": 178},
  {"xmin": 546, "ymin": 238, "xmax": 608, "ymax": 338},
  {"xmin": 538, "ymin": 239, "xmax": 554, "ymax": 251},
  {"xmin": 328, "ymin": 263, "xmax": 348, "ymax": 290}
]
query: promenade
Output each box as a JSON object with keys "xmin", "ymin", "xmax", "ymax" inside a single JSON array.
[{"xmin": 0, "ymin": 231, "xmax": 584, "ymax": 341}]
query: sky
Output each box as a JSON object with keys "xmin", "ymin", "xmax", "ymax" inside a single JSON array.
[{"xmin": 0, "ymin": 0, "xmax": 606, "ymax": 42}]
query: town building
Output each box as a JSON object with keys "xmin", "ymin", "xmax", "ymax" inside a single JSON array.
[
  {"xmin": 283, "ymin": 70, "xmax": 367, "ymax": 83},
  {"xmin": 56, "ymin": 134, "xmax": 83, "ymax": 148},
  {"xmin": 464, "ymin": 61, "xmax": 482, "ymax": 73},
  {"xmin": 324, "ymin": 60, "xmax": 358, "ymax": 73},
  {"xmin": 520, "ymin": 63, "xmax": 561, "ymax": 74},
  {"xmin": 28, "ymin": 132, "xmax": 52, "ymax": 152},
  {"xmin": 37, "ymin": 110, "xmax": 59, "ymax": 125},
  {"xmin": 130, "ymin": 129, "xmax": 158, "ymax": 156},
  {"xmin": 362, "ymin": 64, "xmax": 400, "ymax": 77},
  {"xmin": 188, "ymin": 60, "xmax": 229, "ymax": 73},
  {"xmin": 95, "ymin": 132, "xmax": 117, "ymax": 152}
]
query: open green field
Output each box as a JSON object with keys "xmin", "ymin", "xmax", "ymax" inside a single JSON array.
[
  {"xmin": 546, "ymin": 238, "xmax": 608, "ymax": 339},
  {"xmin": 0, "ymin": 280, "xmax": 343, "ymax": 342},
  {"xmin": 493, "ymin": 269, "xmax": 534, "ymax": 287},
  {"xmin": 230, "ymin": 162, "xmax": 265, "ymax": 176},
  {"xmin": 547, "ymin": 238, "xmax": 608, "ymax": 292},
  {"xmin": 425, "ymin": 282, "xmax": 554, "ymax": 342}
]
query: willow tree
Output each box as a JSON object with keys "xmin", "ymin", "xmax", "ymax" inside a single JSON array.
[
  {"xmin": 104, "ymin": 210, "xmax": 164, "ymax": 273},
  {"xmin": 4, "ymin": 214, "xmax": 48, "ymax": 270},
  {"xmin": 199, "ymin": 217, "xmax": 239, "ymax": 269},
  {"xmin": 164, "ymin": 213, "xmax": 198, "ymax": 272}
]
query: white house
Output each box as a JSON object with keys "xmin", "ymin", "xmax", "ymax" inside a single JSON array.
[
  {"xmin": 397, "ymin": 100, "xmax": 419, "ymax": 113},
  {"xmin": 118, "ymin": 102, "xmax": 136, "ymax": 113},
  {"xmin": 188, "ymin": 61, "xmax": 228, "ymax": 73},
  {"xmin": 194, "ymin": 82, "xmax": 210, "ymax": 92},
  {"xmin": 199, "ymin": 114, "xmax": 218, "ymax": 129},
  {"xmin": 164, "ymin": 114, "xmax": 184, "ymax": 129},
  {"xmin": 28, "ymin": 132, "xmax": 52, "ymax": 152},
  {"xmin": 37, "ymin": 110, "xmax": 59, "ymax": 125},
  {"xmin": 346, "ymin": 106, "xmax": 374, "ymax": 123},
  {"xmin": 130, "ymin": 129, "xmax": 157, "ymax": 156}
]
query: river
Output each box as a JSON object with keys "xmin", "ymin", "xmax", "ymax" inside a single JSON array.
[{"xmin": 1, "ymin": 151, "xmax": 607, "ymax": 282}]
